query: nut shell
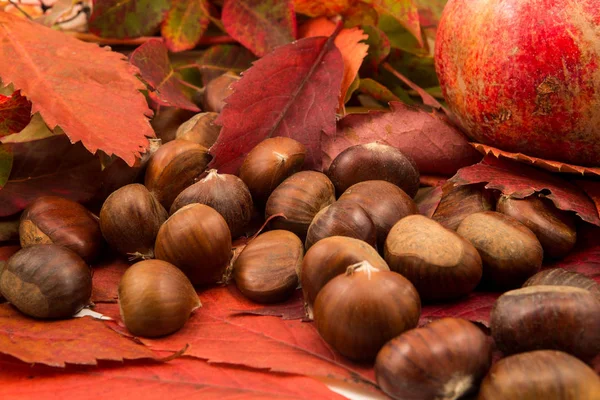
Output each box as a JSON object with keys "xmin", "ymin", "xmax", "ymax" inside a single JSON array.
[
  {"xmin": 203, "ymin": 72, "xmax": 239, "ymax": 113},
  {"xmin": 384, "ymin": 215, "xmax": 483, "ymax": 301},
  {"xmin": 155, "ymin": 204, "xmax": 232, "ymax": 286},
  {"xmin": 478, "ymin": 350, "xmax": 600, "ymax": 400},
  {"xmin": 376, "ymin": 318, "xmax": 492, "ymax": 400},
  {"xmin": 19, "ymin": 196, "xmax": 103, "ymax": 263},
  {"xmin": 523, "ymin": 268, "xmax": 600, "ymax": 298},
  {"xmin": 490, "ymin": 285, "xmax": 600, "ymax": 360},
  {"xmin": 0, "ymin": 245, "xmax": 92, "ymax": 319},
  {"xmin": 175, "ymin": 112, "xmax": 221, "ymax": 148},
  {"xmin": 432, "ymin": 183, "xmax": 494, "ymax": 230},
  {"xmin": 118, "ymin": 259, "xmax": 201, "ymax": 337},
  {"xmin": 233, "ymin": 230, "xmax": 303, "ymax": 303}
]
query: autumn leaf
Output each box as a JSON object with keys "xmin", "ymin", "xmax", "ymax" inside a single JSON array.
[
  {"xmin": 209, "ymin": 35, "xmax": 344, "ymax": 173},
  {"xmin": 0, "ymin": 13, "xmax": 154, "ymax": 167},
  {"xmin": 222, "ymin": 0, "xmax": 297, "ymax": 57},
  {"xmin": 325, "ymin": 102, "xmax": 482, "ymax": 174},
  {"xmin": 361, "ymin": 25, "xmax": 391, "ymax": 69},
  {"xmin": 0, "ymin": 91, "xmax": 31, "ymax": 136},
  {"xmin": 196, "ymin": 44, "xmax": 256, "ymax": 85},
  {"xmin": 419, "ymin": 292, "xmax": 500, "ymax": 328},
  {"xmin": 130, "ymin": 39, "xmax": 200, "ymax": 111},
  {"xmin": 91, "ymin": 256, "xmax": 130, "ymax": 303},
  {"xmin": 358, "ymin": 78, "xmax": 400, "ymax": 103},
  {"xmin": 369, "ymin": 0, "xmax": 423, "ymax": 47},
  {"xmin": 88, "ymin": 0, "xmax": 170, "ymax": 39},
  {"xmin": 293, "ymin": 0, "xmax": 351, "ymax": 17},
  {"xmin": 574, "ymin": 180, "xmax": 600, "ymax": 217},
  {"xmin": 549, "ymin": 223, "xmax": 600, "ymax": 283},
  {"xmin": 0, "ymin": 356, "xmax": 345, "ymax": 399},
  {"xmin": 451, "ymin": 156, "xmax": 600, "ymax": 226},
  {"xmin": 161, "ymin": 0, "xmax": 211, "ymax": 52}
]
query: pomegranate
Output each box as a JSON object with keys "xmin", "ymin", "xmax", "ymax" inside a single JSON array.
[{"xmin": 435, "ymin": 0, "xmax": 600, "ymax": 166}]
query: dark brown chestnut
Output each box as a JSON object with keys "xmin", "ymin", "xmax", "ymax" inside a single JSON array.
[
  {"xmin": 313, "ymin": 261, "xmax": 421, "ymax": 361},
  {"xmin": 144, "ymin": 139, "xmax": 212, "ymax": 210},
  {"xmin": 239, "ymin": 137, "xmax": 306, "ymax": 206},
  {"xmin": 170, "ymin": 169, "xmax": 254, "ymax": 239},
  {"xmin": 490, "ymin": 285, "xmax": 600, "ymax": 360},
  {"xmin": 265, "ymin": 171, "xmax": 335, "ymax": 238},
  {"xmin": 384, "ymin": 215, "xmax": 483, "ymax": 301},
  {"xmin": 375, "ymin": 318, "xmax": 492, "ymax": 400},
  {"xmin": 339, "ymin": 180, "xmax": 418, "ymax": 250},
  {"xmin": 457, "ymin": 211, "xmax": 543, "ymax": 289},
  {"xmin": 496, "ymin": 195, "xmax": 577, "ymax": 259},
  {"xmin": 327, "ymin": 143, "xmax": 420, "ymax": 197},
  {"xmin": 478, "ymin": 350, "xmax": 600, "ymax": 400},
  {"xmin": 175, "ymin": 112, "xmax": 221, "ymax": 148},
  {"xmin": 155, "ymin": 204, "xmax": 232, "ymax": 286},
  {"xmin": 203, "ymin": 72, "xmax": 240, "ymax": 113},
  {"xmin": 19, "ymin": 196, "xmax": 103, "ymax": 263},
  {"xmin": 233, "ymin": 230, "xmax": 303, "ymax": 303},
  {"xmin": 305, "ymin": 200, "xmax": 377, "ymax": 250},
  {"xmin": 432, "ymin": 183, "xmax": 494, "ymax": 230},
  {"xmin": 118, "ymin": 259, "xmax": 201, "ymax": 337},
  {"xmin": 99, "ymin": 183, "xmax": 168, "ymax": 259},
  {"xmin": 0, "ymin": 245, "xmax": 92, "ymax": 319},
  {"xmin": 301, "ymin": 236, "xmax": 389, "ymax": 318},
  {"xmin": 523, "ymin": 268, "xmax": 600, "ymax": 298}
]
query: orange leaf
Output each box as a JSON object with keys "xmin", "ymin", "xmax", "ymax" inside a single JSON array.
[
  {"xmin": 299, "ymin": 17, "xmax": 368, "ymax": 113},
  {"xmin": 293, "ymin": 0, "xmax": 352, "ymax": 17}
]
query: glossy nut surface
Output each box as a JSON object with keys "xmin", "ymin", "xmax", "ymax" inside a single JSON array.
[
  {"xmin": 0, "ymin": 245, "xmax": 92, "ymax": 319},
  {"xmin": 385, "ymin": 215, "xmax": 483, "ymax": 301},
  {"xmin": 478, "ymin": 350, "xmax": 600, "ymax": 400},
  {"xmin": 203, "ymin": 72, "xmax": 239, "ymax": 113},
  {"xmin": 118, "ymin": 259, "xmax": 201, "ymax": 338},
  {"xmin": 523, "ymin": 268, "xmax": 600, "ymax": 298},
  {"xmin": 376, "ymin": 318, "xmax": 492, "ymax": 400},
  {"xmin": 432, "ymin": 183, "xmax": 494, "ymax": 230},
  {"xmin": 490, "ymin": 285, "xmax": 600, "ymax": 360},
  {"xmin": 175, "ymin": 112, "xmax": 221, "ymax": 148},
  {"xmin": 233, "ymin": 230, "xmax": 303, "ymax": 304},
  {"xmin": 457, "ymin": 211, "xmax": 543, "ymax": 289}
]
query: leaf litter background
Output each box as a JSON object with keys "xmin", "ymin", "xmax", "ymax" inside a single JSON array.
[{"xmin": 0, "ymin": 0, "xmax": 599, "ymax": 397}]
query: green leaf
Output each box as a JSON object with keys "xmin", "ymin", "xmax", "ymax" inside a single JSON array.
[
  {"xmin": 161, "ymin": 0, "xmax": 211, "ymax": 52},
  {"xmin": 89, "ymin": 0, "xmax": 170, "ymax": 39}
]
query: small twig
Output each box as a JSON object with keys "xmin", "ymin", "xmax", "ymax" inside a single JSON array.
[
  {"xmin": 8, "ymin": 0, "xmax": 33, "ymax": 19},
  {"xmin": 67, "ymin": 32, "xmax": 237, "ymax": 48},
  {"xmin": 176, "ymin": 78, "xmax": 203, "ymax": 93}
]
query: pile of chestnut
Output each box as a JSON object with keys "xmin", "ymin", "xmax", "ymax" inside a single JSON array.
[{"xmin": 1, "ymin": 110, "xmax": 599, "ymax": 399}]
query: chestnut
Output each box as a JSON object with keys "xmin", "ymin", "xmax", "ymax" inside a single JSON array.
[
  {"xmin": 496, "ymin": 195, "xmax": 577, "ymax": 259},
  {"xmin": 327, "ymin": 143, "xmax": 420, "ymax": 197},
  {"xmin": 203, "ymin": 72, "xmax": 239, "ymax": 113},
  {"xmin": 99, "ymin": 184, "xmax": 168, "ymax": 259},
  {"xmin": 233, "ymin": 230, "xmax": 303, "ymax": 303},
  {"xmin": 339, "ymin": 180, "xmax": 418, "ymax": 250},
  {"xmin": 239, "ymin": 137, "xmax": 306, "ymax": 206},
  {"xmin": 523, "ymin": 268, "xmax": 600, "ymax": 298},
  {"xmin": 19, "ymin": 196, "xmax": 103, "ymax": 263},
  {"xmin": 384, "ymin": 215, "xmax": 483, "ymax": 301},
  {"xmin": 170, "ymin": 169, "xmax": 254, "ymax": 239},
  {"xmin": 265, "ymin": 171, "xmax": 335, "ymax": 238},
  {"xmin": 456, "ymin": 211, "xmax": 543, "ymax": 289},
  {"xmin": 155, "ymin": 204, "xmax": 232, "ymax": 286},
  {"xmin": 175, "ymin": 112, "xmax": 221, "ymax": 148},
  {"xmin": 0, "ymin": 245, "xmax": 92, "ymax": 319},
  {"xmin": 301, "ymin": 236, "xmax": 389, "ymax": 318},
  {"xmin": 432, "ymin": 183, "xmax": 494, "ymax": 230},
  {"xmin": 313, "ymin": 261, "xmax": 421, "ymax": 361},
  {"xmin": 118, "ymin": 259, "xmax": 201, "ymax": 337},
  {"xmin": 490, "ymin": 285, "xmax": 600, "ymax": 360},
  {"xmin": 305, "ymin": 200, "xmax": 377, "ymax": 250},
  {"xmin": 478, "ymin": 350, "xmax": 600, "ymax": 399},
  {"xmin": 375, "ymin": 318, "xmax": 492, "ymax": 400},
  {"xmin": 144, "ymin": 139, "xmax": 212, "ymax": 210}
]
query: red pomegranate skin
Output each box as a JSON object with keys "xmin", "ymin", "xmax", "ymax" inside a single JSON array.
[{"xmin": 435, "ymin": 0, "xmax": 600, "ymax": 166}]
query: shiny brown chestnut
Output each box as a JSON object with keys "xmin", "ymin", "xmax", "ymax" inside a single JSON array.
[
  {"xmin": 203, "ymin": 72, "xmax": 240, "ymax": 113},
  {"xmin": 490, "ymin": 285, "xmax": 600, "ymax": 360},
  {"xmin": 327, "ymin": 143, "xmax": 420, "ymax": 197},
  {"xmin": 239, "ymin": 137, "xmax": 306, "ymax": 206},
  {"xmin": 0, "ymin": 245, "xmax": 92, "ymax": 319},
  {"xmin": 478, "ymin": 350, "xmax": 600, "ymax": 400},
  {"xmin": 457, "ymin": 211, "xmax": 543, "ymax": 289},
  {"xmin": 432, "ymin": 183, "xmax": 494, "ymax": 230},
  {"xmin": 301, "ymin": 236, "xmax": 389, "ymax": 318},
  {"xmin": 155, "ymin": 204, "xmax": 232, "ymax": 286},
  {"xmin": 144, "ymin": 139, "xmax": 212, "ymax": 210},
  {"xmin": 313, "ymin": 261, "xmax": 421, "ymax": 361},
  {"xmin": 99, "ymin": 184, "xmax": 168, "ymax": 259},
  {"xmin": 339, "ymin": 180, "xmax": 418, "ymax": 250},
  {"xmin": 19, "ymin": 196, "xmax": 103, "ymax": 263},
  {"xmin": 496, "ymin": 195, "xmax": 577, "ymax": 259},
  {"xmin": 175, "ymin": 112, "xmax": 221, "ymax": 148},
  {"xmin": 376, "ymin": 318, "xmax": 492, "ymax": 400},
  {"xmin": 233, "ymin": 230, "xmax": 303, "ymax": 303},
  {"xmin": 118, "ymin": 259, "xmax": 201, "ymax": 337},
  {"xmin": 523, "ymin": 268, "xmax": 600, "ymax": 298},
  {"xmin": 170, "ymin": 170, "xmax": 254, "ymax": 239},
  {"xmin": 384, "ymin": 215, "xmax": 483, "ymax": 301},
  {"xmin": 265, "ymin": 171, "xmax": 335, "ymax": 238},
  {"xmin": 305, "ymin": 200, "xmax": 377, "ymax": 250}
]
